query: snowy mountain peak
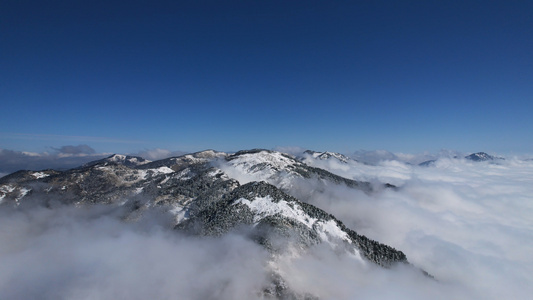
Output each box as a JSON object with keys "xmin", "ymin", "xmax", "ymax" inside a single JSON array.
[
  {"xmin": 84, "ymin": 154, "xmax": 151, "ymax": 168},
  {"xmin": 227, "ymin": 149, "xmax": 301, "ymax": 172},
  {"xmin": 221, "ymin": 149, "xmax": 378, "ymax": 193},
  {"xmin": 465, "ymin": 152, "xmax": 497, "ymax": 162},
  {"xmin": 192, "ymin": 149, "xmax": 227, "ymax": 159},
  {"xmin": 304, "ymin": 150, "xmax": 351, "ymax": 163},
  {"xmin": 109, "ymin": 154, "xmax": 150, "ymax": 165}
]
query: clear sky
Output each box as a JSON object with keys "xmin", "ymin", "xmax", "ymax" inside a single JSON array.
[{"xmin": 1, "ymin": 0, "xmax": 532, "ymax": 155}]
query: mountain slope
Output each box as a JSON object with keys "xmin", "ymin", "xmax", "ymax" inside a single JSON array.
[
  {"xmin": 178, "ymin": 181, "xmax": 407, "ymax": 267},
  {"xmin": 0, "ymin": 148, "xmax": 426, "ymax": 298},
  {"xmin": 220, "ymin": 149, "xmax": 383, "ymax": 193}
]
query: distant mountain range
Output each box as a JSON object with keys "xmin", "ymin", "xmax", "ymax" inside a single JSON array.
[
  {"xmin": 0, "ymin": 148, "xmax": 429, "ymax": 298},
  {"xmin": 464, "ymin": 152, "xmax": 502, "ymax": 162},
  {"xmin": 418, "ymin": 151, "xmax": 504, "ymax": 166}
]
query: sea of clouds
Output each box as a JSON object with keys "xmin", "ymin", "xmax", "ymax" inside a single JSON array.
[
  {"xmin": 293, "ymin": 155, "xmax": 533, "ymax": 299},
  {"xmin": 0, "ymin": 205, "xmax": 270, "ymax": 299},
  {"xmin": 0, "ymin": 151, "xmax": 532, "ymax": 299}
]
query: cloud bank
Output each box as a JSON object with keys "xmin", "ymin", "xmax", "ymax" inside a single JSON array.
[
  {"xmin": 296, "ymin": 155, "xmax": 533, "ymax": 299},
  {"xmin": 0, "ymin": 206, "xmax": 269, "ymax": 300}
]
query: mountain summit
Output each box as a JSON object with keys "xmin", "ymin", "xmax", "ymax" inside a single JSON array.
[
  {"xmin": 465, "ymin": 152, "xmax": 501, "ymax": 162},
  {"xmin": 303, "ymin": 150, "xmax": 352, "ymax": 163}
]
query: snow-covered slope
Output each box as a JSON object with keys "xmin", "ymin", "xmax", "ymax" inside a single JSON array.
[
  {"xmin": 219, "ymin": 149, "xmax": 379, "ymax": 193},
  {"xmin": 178, "ymin": 181, "xmax": 407, "ymax": 267}
]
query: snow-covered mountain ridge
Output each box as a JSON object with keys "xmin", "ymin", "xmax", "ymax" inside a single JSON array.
[
  {"xmin": 0, "ymin": 148, "xmax": 428, "ymax": 298},
  {"xmin": 303, "ymin": 150, "xmax": 352, "ymax": 163}
]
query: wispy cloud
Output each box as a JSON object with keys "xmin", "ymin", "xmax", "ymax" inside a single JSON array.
[
  {"xmin": 0, "ymin": 133, "xmax": 146, "ymax": 144},
  {"xmin": 52, "ymin": 144, "xmax": 96, "ymax": 155},
  {"xmin": 0, "ymin": 147, "xmax": 109, "ymax": 174}
]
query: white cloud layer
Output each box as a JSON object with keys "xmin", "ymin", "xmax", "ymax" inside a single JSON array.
[
  {"xmin": 0, "ymin": 206, "xmax": 269, "ymax": 300},
  {"xmin": 296, "ymin": 156, "xmax": 533, "ymax": 299}
]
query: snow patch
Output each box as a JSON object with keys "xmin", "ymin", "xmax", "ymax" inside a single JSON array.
[
  {"xmin": 136, "ymin": 170, "xmax": 148, "ymax": 180},
  {"xmin": 159, "ymin": 176, "xmax": 170, "ymax": 185},
  {"xmin": 221, "ymin": 151, "xmax": 303, "ymax": 184},
  {"xmin": 175, "ymin": 168, "xmax": 192, "ymax": 181},
  {"xmin": 0, "ymin": 184, "xmax": 16, "ymax": 194},
  {"xmin": 32, "ymin": 172, "xmax": 49, "ymax": 179},
  {"xmin": 169, "ymin": 204, "xmax": 188, "ymax": 223},
  {"xmin": 235, "ymin": 196, "xmax": 355, "ymax": 250},
  {"xmin": 181, "ymin": 154, "xmax": 210, "ymax": 164},
  {"xmin": 315, "ymin": 219, "xmax": 351, "ymax": 244},
  {"xmin": 154, "ymin": 166, "xmax": 174, "ymax": 174},
  {"xmin": 0, "ymin": 185, "xmax": 12, "ymax": 203},
  {"xmin": 144, "ymin": 166, "xmax": 175, "ymax": 177},
  {"xmin": 133, "ymin": 187, "xmax": 144, "ymax": 195},
  {"xmin": 235, "ymin": 196, "xmax": 317, "ymax": 227},
  {"xmin": 15, "ymin": 188, "xmax": 30, "ymax": 205},
  {"xmin": 109, "ymin": 154, "xmax": 126, "ymax": 162},
  {"xmin": 207, "ymin": 168, "xmax": 228, "ymax": 179},
  {"xmin": 231, "ymin": 151, "xmax": 297, "ymax": 172}
]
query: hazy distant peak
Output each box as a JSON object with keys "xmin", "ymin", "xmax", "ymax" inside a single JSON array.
[
  {"xmin": 465, "ymin": 152, "xmax": 500, "ymax": 162},
  {"xmin": 191, "ymin": 149, "xmax": 226, "ymax": 159},
  {"xmin": 418, "ymin": 159, "xmax": 437, "ymax": 167},
  {"xmin": 84, "ymin": 154, "xmax": 151, "ymax": 168}
]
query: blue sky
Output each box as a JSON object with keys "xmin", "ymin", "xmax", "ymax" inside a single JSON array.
[{"xmin": 1, "ymin": 0, "xmax": 532, "ymax": 155}]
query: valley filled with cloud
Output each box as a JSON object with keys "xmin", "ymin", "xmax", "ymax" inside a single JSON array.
[{"xmin": 294, "ymin": 155, "xmax": 533, "ymax": 299}]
